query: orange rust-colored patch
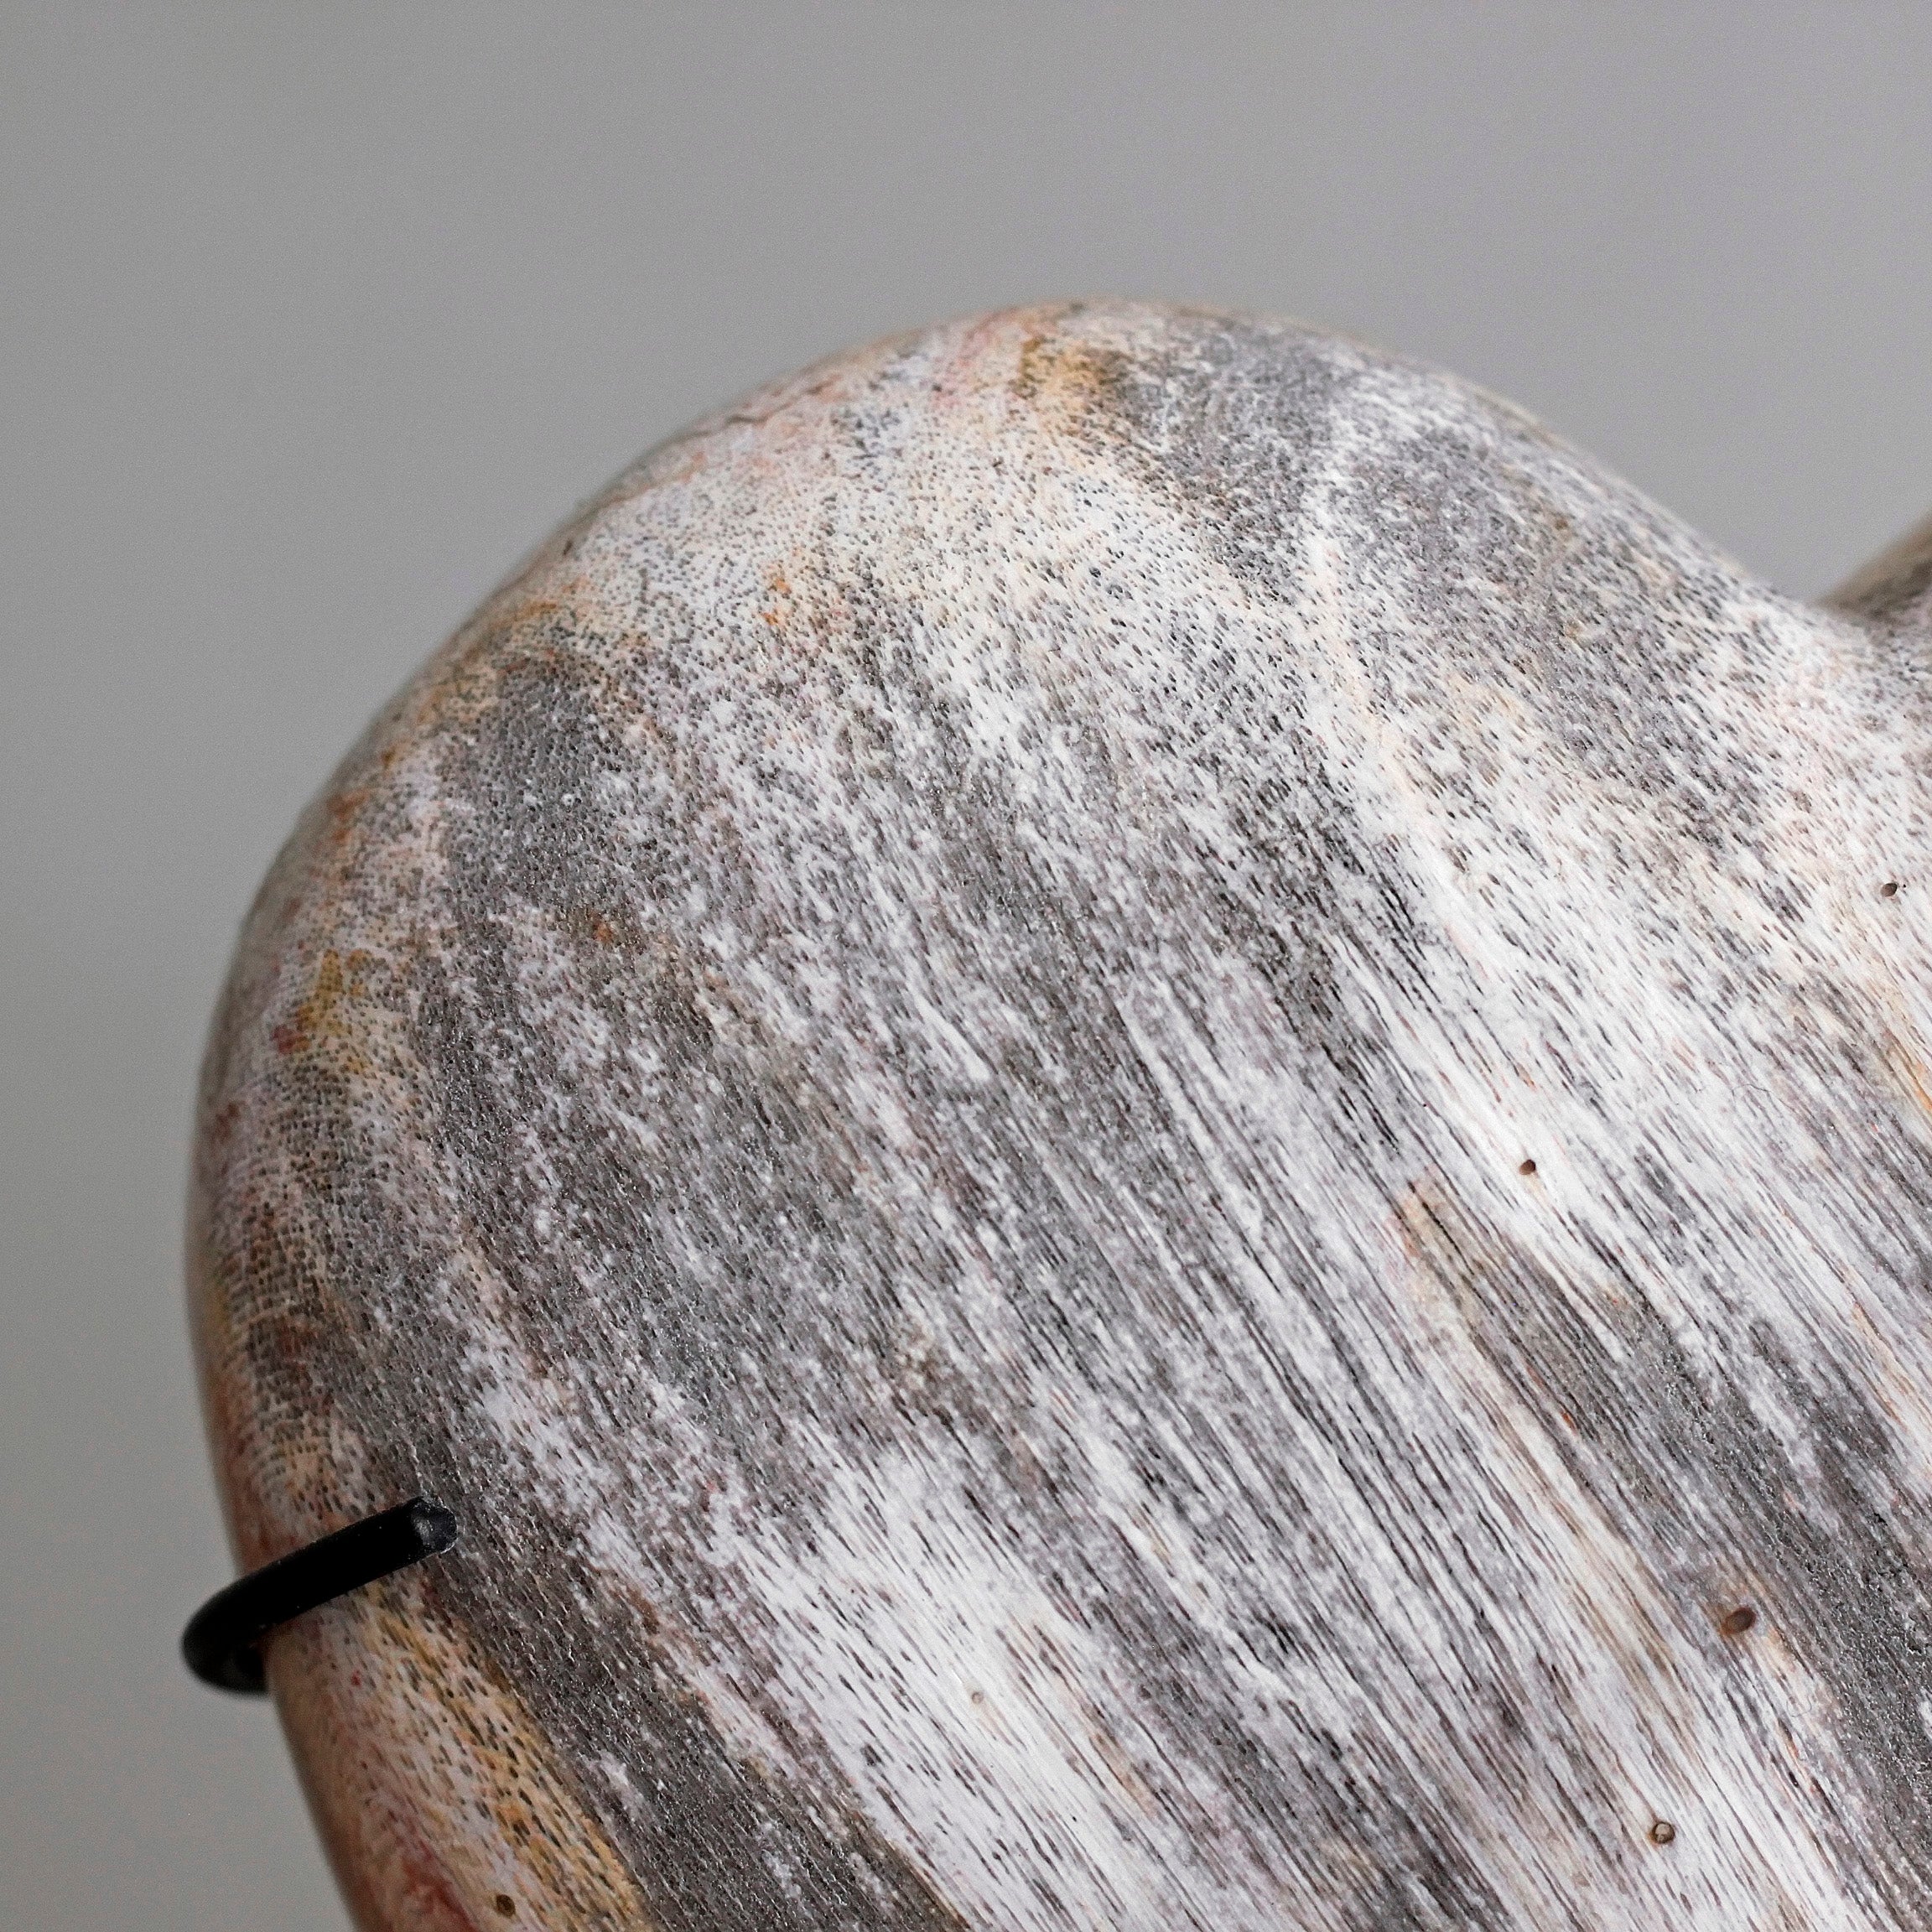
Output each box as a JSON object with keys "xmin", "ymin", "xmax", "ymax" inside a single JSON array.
[
  {"xmin": 560, "ymin": 904, "xmax": 641, "ymax": 952},
  {"xmin": 1011, "ymin": 328, "xmax": 1130, "ymax": 434},
  {"xmin": 325, "ymin": 786, "xmax": 367, "ymax": 853},
  {"xmin": 758, "ymin": 564, "xmax": 798, "ymax": 634},
  {"xmin": 272, "ymin": 948, "xmax": 377, "ymax": 1062},
  {"xmin": 1880, "ymin": 1031, "xmax": 1932, "ymax": 1124}
]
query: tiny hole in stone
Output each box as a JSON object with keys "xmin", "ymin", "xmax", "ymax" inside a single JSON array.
[
  {"xmin": 1518, "ymin": 1158, "xmax": 1537, "ymax": 1176},
  {"xmin": 494, "ymin": 1896, "xmax": 517, "ymax": 1919},
  {"xmin": 1648, "ymin": 1820, "xmax": 1676, "ymax": 1846},
  {"xmin": 1883, "ymin": 881, "xmax": 1901, "ymax": 897},
  {"xmin": 1721, "ymin": 1604, "xmax": 1757, "ymax": 1637}
]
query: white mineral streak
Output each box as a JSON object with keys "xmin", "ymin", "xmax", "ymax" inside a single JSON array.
[{"xmin": 195, "ymin": 304, "xmax": 1932, "ymax": 1931}]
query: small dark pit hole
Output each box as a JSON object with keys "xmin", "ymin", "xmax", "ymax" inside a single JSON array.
[
  {"xmin": 1883, "ymin": 881, "xmax": 1901, "ymax": 898},
  {"xmin": 494, "ymin": 1897, "xmax": 517, "ymax": 1919},
  {"xmin": 1721, "ymin": 1604, "xmax": 1757, "ymax": 1637},
  {"xmin": 1648, "ymin": 1820, "xmax": 1676, "ymax": 1846},
  {"xmin": 1518, "ymin": 1158, "xmax": 1537, "ymax": 1176}
]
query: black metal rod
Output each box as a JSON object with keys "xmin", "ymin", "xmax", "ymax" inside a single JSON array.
[{"xmin": 181, "ymin": 1497, "xmax": 459, "ymax": 1695}]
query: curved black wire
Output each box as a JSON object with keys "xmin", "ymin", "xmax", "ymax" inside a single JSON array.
[{"xmin": 181, "ymin": 1497, "xmax": 459, "ymax": 1694}]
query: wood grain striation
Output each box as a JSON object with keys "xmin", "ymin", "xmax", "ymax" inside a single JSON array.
[{"xmin": 191, "ymin": 302, "xmax": 1932, "ymax": 1929}]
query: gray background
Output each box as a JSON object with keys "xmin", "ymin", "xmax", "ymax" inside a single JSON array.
[{"xmin": 4, "ymin": 4, "xmax": 1929, "ymax": 1924}]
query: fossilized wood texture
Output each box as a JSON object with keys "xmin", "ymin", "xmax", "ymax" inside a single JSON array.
[{"xmin": 192, "ymin": 301, "xmax": 1932, "ymax": 1931}]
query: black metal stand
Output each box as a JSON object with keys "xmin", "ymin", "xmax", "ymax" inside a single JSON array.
[{"xmin": 181, "ymin": 1497, "xmax": 460, "ymax": 1694}]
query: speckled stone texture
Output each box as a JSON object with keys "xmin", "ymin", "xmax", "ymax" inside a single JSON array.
[{"xmin": 191, "ymin": 301, "xmax": 1932, "ymax": 1931}]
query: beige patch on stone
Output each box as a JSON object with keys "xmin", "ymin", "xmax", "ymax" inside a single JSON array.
[{"xmin": 271, "ymin": 1573, "xmax": 656, "ymax": 1932}]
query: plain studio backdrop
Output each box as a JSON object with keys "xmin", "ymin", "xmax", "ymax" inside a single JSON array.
[{"xmin": 3, "ymin": 4, "xmax": 1929, "ymax": 1924}]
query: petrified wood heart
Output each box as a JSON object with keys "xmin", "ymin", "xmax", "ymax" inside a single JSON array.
[{"xmin": 191, "ymin": 301, "xmax": 1932, "ymax": 1931}]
